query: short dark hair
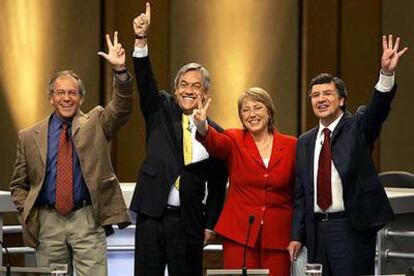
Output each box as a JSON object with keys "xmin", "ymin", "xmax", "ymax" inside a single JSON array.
[{"xmin": 308, "ymin": 73, "xmax": 347, "ymax": 111}]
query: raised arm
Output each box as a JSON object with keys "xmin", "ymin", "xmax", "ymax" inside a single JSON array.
[
  {"xmin": 133, "ymin": 2, "xmax": 150, "ymax": 48},
  {"xmin": 132, "ymin": 2, "xmax": 162, "ymax": 119},
  {"xmin": 98, "ymin": 32, "xmax": 133, "ymax": 140},
  {"xmin": 360, "ymin": 35, "xmax": 408, "ymax": 145}
]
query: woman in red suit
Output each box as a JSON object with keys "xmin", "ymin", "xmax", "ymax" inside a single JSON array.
[{"xmin": 194, "ymin": 87, "xmax": 297, "ymax": 276}]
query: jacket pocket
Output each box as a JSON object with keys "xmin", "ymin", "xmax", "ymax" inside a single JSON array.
[{"xmin": 140, "ymin": 161, "xmax": 158, "ymax": 177}]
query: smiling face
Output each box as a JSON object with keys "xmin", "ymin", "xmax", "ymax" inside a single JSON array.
[
  {"xmin": 310, "ymin": 82, "xmax": 344, "ymax": 126},
  {"xmin": 240, "ymin": 98, "xmax": 270, "ymax": 135},
  {"xmin": 49, "ymin": 75, "xmax": 82, "ymax": 120},
  {"xmin": 174, "ymin": 70, "xmax": 207, "ymax": 114}
]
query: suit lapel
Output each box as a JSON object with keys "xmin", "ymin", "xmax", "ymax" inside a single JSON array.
[
  {"xmin": 331, "ymin": 113, "xmax": 349, "ymax": 143},
  {"xmin": 33, "ymin": 116, "xmax": 51, "ymax": 165},
  {"xmin": 162, "ymin": 97, "xmax": 183, "ymax": 162},
  {"xmin": 242, "ymin": 131, "xmax": 266, "ymax": 167},
  {"xmin": 71, "ymin": 111, "xmax": 88, "ymax": 139}
]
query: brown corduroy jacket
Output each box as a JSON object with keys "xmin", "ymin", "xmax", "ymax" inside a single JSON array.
[{"xmin": 10, "ymin": 75, "xmax": 133, "ymax": 247}]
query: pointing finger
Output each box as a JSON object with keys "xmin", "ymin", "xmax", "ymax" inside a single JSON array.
[{"xmin": 146, "ymin": 2, "xmax": 151, "ymax": 22}]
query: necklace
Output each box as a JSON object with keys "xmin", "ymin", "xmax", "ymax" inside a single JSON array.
[{"xmin": 257, "ymin": 134, "xmax": 272, "ymax": 151}]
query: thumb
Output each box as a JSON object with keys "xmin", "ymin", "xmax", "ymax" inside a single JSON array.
[
  {"xmin": 287, "ymin": 246, "xmax": 294, "ymax": 262},
  {"xmin": 97, "ymin": 51, "xmax": 109, "ymax": 60},
  {"xmin": 192, "ymin": 109, "xmax": 198, "ymax": 120}
]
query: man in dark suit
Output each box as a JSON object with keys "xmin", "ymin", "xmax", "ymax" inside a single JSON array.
[
  {"xmin": 130, "ymin": 3, "xmax": 227, "ymax": 276},
  {"xmin": 288, "ymin": 35, "xmax": 408, "ymax": 275}
]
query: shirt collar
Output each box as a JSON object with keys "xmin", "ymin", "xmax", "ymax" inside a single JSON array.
[
  {"xmin": 51, "ymin": 113, "xmax": 72, "ymax": 131},
  {"xmin": 317, "ymin": 113, "xmax": 344, "ymax": 138}
]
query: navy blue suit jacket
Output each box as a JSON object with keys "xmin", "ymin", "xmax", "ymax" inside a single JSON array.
[{"xmin": 291, "ymin": 87, "xmax": 395, "ymax": 261}]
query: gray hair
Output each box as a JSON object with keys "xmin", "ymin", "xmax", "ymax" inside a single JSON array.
[
  {"xmin": 47, "ymin": 70, "xmax": 86, "ymax": 97},
  {"xmin": 174, "ymin": 63, "xmax": 211, "ymax": 91}
]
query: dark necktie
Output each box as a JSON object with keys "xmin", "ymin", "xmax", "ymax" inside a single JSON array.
[
  {"xmin": 55, "ymin": 123, "xmax": 74, "ymax": 215},
  {"xmin": 317, "ymin": 128, "xmax": 332, "ymax": 211}
]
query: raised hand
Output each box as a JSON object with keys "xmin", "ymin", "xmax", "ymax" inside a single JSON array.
[
  {"xmin": 193, "ymin": 95, "xmax": 211, "ymax": 136},
  {"xmin": 97, "ymin": 31, "xmax": 126, "ymax": 71},
  {"xmin": 381, "ymin": 34, "xmax": 408, "ymax": 75},
  {"xmin": 133, "ymin": 2, "xmax": 151, "ymax": 38}
]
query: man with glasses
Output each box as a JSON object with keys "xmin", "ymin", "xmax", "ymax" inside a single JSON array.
[
  {"xmin": 288, "ymin": 35, "xmax": 408, "ymax": 275},
  {"xmin": 129, "ymin": 3, "xmax": 227, "ymax": 276},
  {"xmin": 10, "ymin": 32, "xmax": 132, "ymax": 275}
]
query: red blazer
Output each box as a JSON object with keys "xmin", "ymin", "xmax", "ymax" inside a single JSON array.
[{"xmin": 198, "ymin": 127, "xmax": 296, "ymax": 249}]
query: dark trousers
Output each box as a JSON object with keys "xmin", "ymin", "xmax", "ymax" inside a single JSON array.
[
  {"xmin": 134, "ymin": 212, "xmax": 203, "ymax": 276},
  {"xmin": 314, "ymin": 217, "xmax": 376, "ymax": 276}
]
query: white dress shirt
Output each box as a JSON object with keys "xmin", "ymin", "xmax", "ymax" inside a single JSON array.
[
  {"xmin": 166, "ymin": 116, "xmax": 209, "ymax": 206},
  {"xmin": 313, "ymin": 72, "xmax": 395, "ymax": 213},
  {"xmin": 313, "ymin": 114, "xmax": 345, "ymax": 213}
]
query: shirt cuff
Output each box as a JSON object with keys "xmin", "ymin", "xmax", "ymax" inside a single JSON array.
[
  {"xmin": 205, "ymin": 228, "xmax": 216, "ymax": 234},
  {"xmin": 375, "ymin": 71, "xmax": 395, "ymax": 92},
  {"xmin": 132, "ymin": 45, "xmax": 148, "ymax": 58}
]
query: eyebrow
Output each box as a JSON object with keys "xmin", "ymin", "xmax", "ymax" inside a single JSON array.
[
  {"xmin": 311, "ymin": 89, "xmax": 334, "ymax": 93},
  {"xmin": 180, "ymin": 80, "xmax": 201, "ymax": 84}
]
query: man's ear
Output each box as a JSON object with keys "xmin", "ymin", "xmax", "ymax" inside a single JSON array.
[{"xmin": 202, "ymin": 91, "xmax": 208, "ymax": 102}]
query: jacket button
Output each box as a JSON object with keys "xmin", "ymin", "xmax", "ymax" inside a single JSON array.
[
  {"xmin": 261, "ymin": 206, "xmax": 266, "ymax": 211},
  {"xmin": 264, "ymin": 173, "xmax": 269, "ymax": 178}
]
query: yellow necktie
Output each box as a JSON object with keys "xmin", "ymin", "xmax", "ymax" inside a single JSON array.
[{"xmin": 174, "ymin": 114, "xmax": 192, "ymax": 189}]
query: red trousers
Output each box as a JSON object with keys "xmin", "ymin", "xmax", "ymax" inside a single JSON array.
[{"xmin": 222, "ymin": 238, "xmax": 291, "ymax": 276}]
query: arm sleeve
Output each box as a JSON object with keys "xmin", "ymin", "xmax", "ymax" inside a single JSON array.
[
  {"xmin": 100, "ymin": 74, "xmax": 134, "ymax": 140},
  {"xmin": 10, "ymin": 131, "xmax": 30, "ymax": 212},
  {"xmin": 196, "ymin": 125, "xmax": 233, "ymax": 160}
]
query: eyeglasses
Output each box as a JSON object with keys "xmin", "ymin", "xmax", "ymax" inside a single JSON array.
[
  {"xmin": 309, "ymin": 90, "xmax": 336, "ymax": 100},
  {"xmin": 177, "ymin": 81, "xmax": 203, "ymax": 93},
  {"xmin": 52, "ymin": 89, "xmax": 81, "ymax": 98}
]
